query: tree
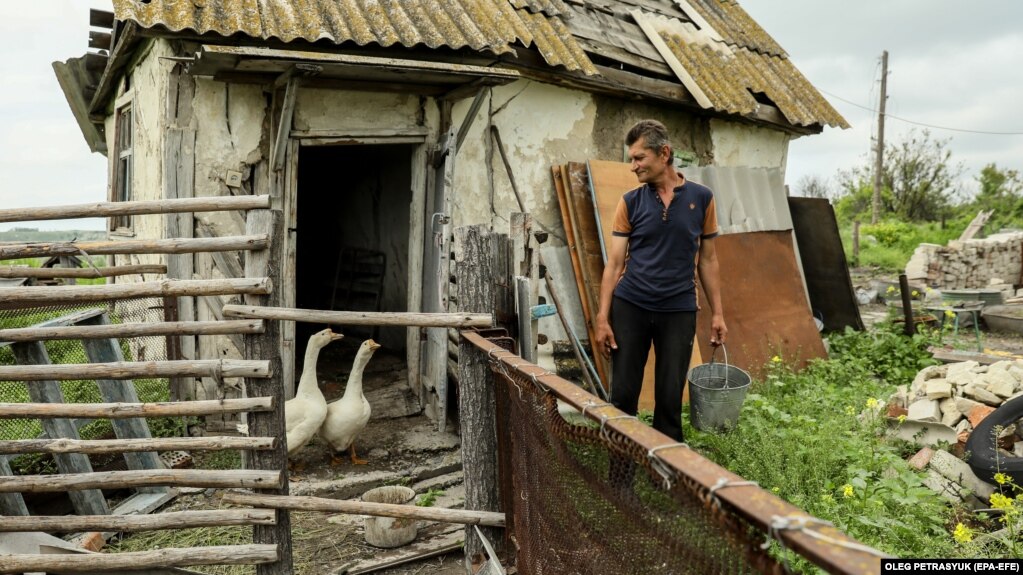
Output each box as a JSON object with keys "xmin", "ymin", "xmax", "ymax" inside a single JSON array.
[
  {"xmin": 794, "ymin": 174, "xmax": 831, "ymax": 199},
  {"xmin": 968, "ymin": 164, "xmax": 1023, "ymax": 230},
  {"xmin": 883, "ymin": 129, "xmax": 963, "ymax": 221},
  {"xmin": 832, "ymin": 129, "xmax": 963, "ymax": 222}
]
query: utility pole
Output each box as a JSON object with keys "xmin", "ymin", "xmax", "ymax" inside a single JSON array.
[{"xmin": 872, "ymin": 50, "xmax": 888, "ymax": 224}]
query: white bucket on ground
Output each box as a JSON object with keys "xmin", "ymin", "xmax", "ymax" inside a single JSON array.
[{"xmin": 361, "ymin": 485, "xmax": 418, "ymax": 548}]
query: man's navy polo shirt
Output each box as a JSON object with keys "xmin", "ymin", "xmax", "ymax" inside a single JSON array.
[{"xmin": 611, "ymin": 177, "xmax": 719, "ymax": 312}]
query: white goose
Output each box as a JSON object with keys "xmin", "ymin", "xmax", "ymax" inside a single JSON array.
[
  {"xmin": 320, "ymin": 339, "xmax": 380, "ymax": 465},
  {"xmin": 284, "ymin": 328, "xmax": 342, "ymax": 459}
]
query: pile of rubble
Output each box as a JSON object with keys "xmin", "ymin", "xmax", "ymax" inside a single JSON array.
[
  {"xmin": 887, "ymin": 360, "xmax": 1023, "ymax": 507},
  {"xmin": 893, "ymin": 360, "xmax": 1023, "ymax": 444}
]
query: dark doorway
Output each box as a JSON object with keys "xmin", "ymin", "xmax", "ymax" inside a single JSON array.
[{"xmin": 295, "ymin": 144, "xmax": 414, "ymax": 357}]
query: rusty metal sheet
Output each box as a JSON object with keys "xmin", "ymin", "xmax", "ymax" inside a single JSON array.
[
  {"xmin": 788, "ymin": 197, "xmax": 864, "ymax": 333},
  {"xmin": 696, "ymin": 230, "xmax": 826, "ymax": 380},
  {"xmin": 111, "ymin": 0, "xmax": 596, "ymax": 75}
]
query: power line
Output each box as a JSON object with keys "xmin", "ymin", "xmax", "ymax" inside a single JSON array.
[{"xmin": 820, "ymin": 88, "xmax": 1023, "ymax": 136}]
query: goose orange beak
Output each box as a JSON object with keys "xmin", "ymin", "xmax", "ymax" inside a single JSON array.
[
  {"xmin": 367, "ymin": 339, "xmax": 382, "ymax": 351},
  {"xmin": 329, "ymin": 331, "xmax": 344, "ymax": 341}
]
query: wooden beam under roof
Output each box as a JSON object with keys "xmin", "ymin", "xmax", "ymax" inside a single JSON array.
[{"xmin": 90, "ymin": 8, "xmax": 115, "ymax": 29}]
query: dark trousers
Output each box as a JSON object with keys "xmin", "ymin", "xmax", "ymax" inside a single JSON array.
[{"xmin": 609, "ymin": 296, "xmax": 697, "ymax": 442}]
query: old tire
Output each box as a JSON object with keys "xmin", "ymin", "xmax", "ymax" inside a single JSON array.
[{"xmin": 964, "ymin": 395, "xmax": 1023, "ymax": 485}]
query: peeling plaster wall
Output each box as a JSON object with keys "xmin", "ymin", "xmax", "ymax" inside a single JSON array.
[
  {"xmin": 293, "ymin": 89, "xmax": 431, "ymax": 134},
  {"xmin": 708, "ymin": 118, "xmax": 790, "ymax": 172}
]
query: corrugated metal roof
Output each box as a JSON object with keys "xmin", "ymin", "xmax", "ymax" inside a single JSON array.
[
  {"xmin": 684, "ymin": 166, "xmax": 792, "ymax": 233},
  {"xmin": 634, "ymin": 11, "xmax": 847, "ymax": 128},
  {"xmin": 111, "ymin": 0, "xmax": 596, "ymax": 75}
]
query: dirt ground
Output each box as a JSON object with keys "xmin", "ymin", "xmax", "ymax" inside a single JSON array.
[{"xmin": 113, "ymin": 270, "xmax": 1023, "ymax": 574}]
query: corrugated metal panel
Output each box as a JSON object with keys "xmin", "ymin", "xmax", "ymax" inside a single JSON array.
[
  {"xmin": 684, "ymin": 166, "xmax": 792, "ymax": 233},
  {"xmin": 509, "ymin": 0, "xmax": 568, "ymax": 17},
  {"xmin": 635, "ymin": 11, "xmax": 847, "ymax": 128},
  {"xmin": 112, "ymin": 0, "xmax": 596, "ymax": 74},
  {"xmin": 676, "ymin": 0, "xmax": 785, "ymax": 57}
]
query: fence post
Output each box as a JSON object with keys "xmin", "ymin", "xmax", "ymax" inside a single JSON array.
[
  {"xmin": 455, "ymin": 225, "xmax": 503, "ymax": 572},
  {"xmin": 244, "ymin": 208, "xmax": 293, "ymax": 575}
]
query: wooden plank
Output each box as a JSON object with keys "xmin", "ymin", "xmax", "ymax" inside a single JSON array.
[
  {"xmin": 243, "ymin": 207, "xmax": 294, "ymax": 575},
  {"xmin": 454, "ymin": 225, "xmax": 503, "ymax": 564},
  {"xmin": 272, "ymin": 76, "xmax": 299, "ymax": 172},
  {"xmin": 406, "ymin": 144, "xmax": 428, "ymax": 400},
  {"xmin": 196, "ymin": 220, "xmax": 245, "ymax": 279},
  {"xmin": 51, "ymin": 58, "xmax": 106, "ymax": 154},
  {"xmin": 90, "ymin": 8, "xmax": 115, "ymax": 28},
  {"xmin": 0, "ymin": 195, "xmax": 270, "ymax": 224},
  {"xmin": 222, "ymin": 305, "xmax": 491, "ymax": 327},
  {"xmin": 0, "ymin": 359, "xmax": 271, "ymax": 381},
  {"xmin": 958, "ymin": 209, "xmax": 994, "ymax": 242},
  {"xmin": 164, "ymin": 126, "xmax": 198, "ymax": 397},
  {"xmin": 0, "ymin": 469, "xmax": 281, "ymax": 493},
  {"xmin": 0, "ymin": 455, "xmax": 29, "ymax": 516},
  {"xmin": 200, "ymin": 295, "xmax": 246, "ymax": 352},
  {"xmin": 0, "ymin": 235, "xmax": 269, "ymax": 260},
  {"xmin": 0, "ymin": 509, "xmax": 276, "ymax": 533},
  {"xmin": 0, "ymin": 544, "xmax": 279, "ymax": 572},
  {"xmin": 221, "ymin": 492, "xmax": 505, "ymax": 526},
  {"xmin": 0, "ymin": 436, "xmax": 275, "ymax": 455},
  {"xmin": 89, "ymin": 31, "xmax": 112, "ymax": 51},
  {"xmin": 0, "ymin": 264, "xmax": 166, "ymax": 279},
  {"xmin": 0, "ymin": 277, "xmax": 270, "ymax": 307},
  {"xmin": 10, "ymin": 342, "xmax": 109, "ymax": 516},
  {"xmin": 79, "ymin": 314, "xmax": 167, "ymax": 492},
  {"xmin": 0, "ymin": 320, "xmax": 264, "ymax": 343},
  {"xmin": 0, "ymin": 397, "xmax": 274, "ymax": 419},
  {"xmin": 561, "ymin": 163, "xmax": 610, "ymax": 387}
]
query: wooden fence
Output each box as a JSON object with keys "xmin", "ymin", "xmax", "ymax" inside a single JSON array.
[{"xmin": 0, "ymin": 195, "xmax": 495, "ymax": 574}]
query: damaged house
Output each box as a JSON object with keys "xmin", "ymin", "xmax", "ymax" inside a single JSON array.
[{"xmin": 55, "ymin": 0, "xmax": 847, "ymax": 430}]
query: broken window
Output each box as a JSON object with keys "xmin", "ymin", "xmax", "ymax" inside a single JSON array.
[{"xmin": 110, "ymin": 102, "xmax": 133, "ymax": 231}]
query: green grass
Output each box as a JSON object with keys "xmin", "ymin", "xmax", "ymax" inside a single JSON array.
[
  {"xmin": 683, "ymin": 323, "xmax": 1014, "ymax": 565},
  {"xmin": 837, "ymin": 219, "xmax": 964, "ymax": 271}
]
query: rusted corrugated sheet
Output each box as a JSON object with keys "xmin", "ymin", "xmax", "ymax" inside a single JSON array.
[
  {"xmin": 633, "ymin": 10, "xmax": 847, "ymax": 128},
  {"xmin": 695, "ymin": 231, "xmax": 826, "ymax": 380},
  {"xmin": 111, "ymin": 0, "xmax": 596, "ymax": 75},
  {"xmin": 788, "ymin": 197, "xmax": 864, "ymax": 332},
  {"xmin": 684, "ymin": 166, "xmax": 791, "ymax": 233}
]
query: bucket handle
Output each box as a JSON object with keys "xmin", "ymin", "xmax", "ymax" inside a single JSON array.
[{"xmin": 707, "ymin": 344, "xmax": 731, "ymax": 388}]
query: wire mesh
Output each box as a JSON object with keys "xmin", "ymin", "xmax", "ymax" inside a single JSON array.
[
  {"xmin": 0, "ymin": 297, "xmax": 171, "ymax": 445},
  {"xmin": 493, "ymin": 361, "xmax": 780, "ymax": 575}
]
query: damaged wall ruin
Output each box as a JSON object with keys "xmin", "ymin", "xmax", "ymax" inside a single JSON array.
[{"xmin": 906, "ymin": 232, "xmax": 1023, "ymax": 291}]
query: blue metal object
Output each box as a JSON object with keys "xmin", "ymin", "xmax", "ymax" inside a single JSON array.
[{"xmin": 530, "ymin": 304, "xmax": 557, "ymax": 320}]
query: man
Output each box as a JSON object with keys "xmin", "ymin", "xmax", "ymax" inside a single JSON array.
[{"xmin": 594, "ymin": 119, "xmax": 727, "ymax": 442}]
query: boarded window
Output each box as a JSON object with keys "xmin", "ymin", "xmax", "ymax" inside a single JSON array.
[{"xmin": 111, "ymin": 103, "xmax": 133, "ymax": 231}]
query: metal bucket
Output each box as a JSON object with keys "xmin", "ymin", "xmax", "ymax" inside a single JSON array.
[
  {"xmin": 687, "ymin": 345, "xmax": 751, "ymax": 432},
  {"xmin": 362, "ymin": 485, "xmax": 418, "ymax": 548}
]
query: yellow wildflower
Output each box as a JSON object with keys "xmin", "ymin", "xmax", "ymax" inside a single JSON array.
[
  {"xmin": 945, "ymin": 309, "xmax": 956, "ymax": 319},
  {"xmin": 886, "ymin": 286, "xmax": 897, "ymax": 294},
  {"xmin": 995, "ymin": 473, "xmax": 1010, "ymax": 485},
  {"xmin": 842, "ymin": 484, "xmax": 854, "ymax": 498},
  {"xmin": 953, "ymin": 522, "xmax": 974, "ymax": 544},
  {"xmin": 865, "ymin": 398, "xmax": 879, "ymax": 409},
  {"xmin": 771, "ymin": 486, "xmax": 780, "ymax": 493},
  {"xmin": 911, "ymin": 290, "xmax": 920, "ymax": 297},
  {"xmin": 897, "ymin": 414, "xmax": 907, "ymax": 424},
  {"xmin": 771, "ymin": 355, "xmax": 782, "ymax": 364},
  {"xmin": 991, "ymin": 493, "xmax": 1014, "ymax": 510},
  {"xmin": 844, "ymin": 406, "xmax": 855, "ymax": 416}
]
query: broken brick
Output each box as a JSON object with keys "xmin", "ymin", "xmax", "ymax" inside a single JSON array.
[
  {"xmin": 967, "ymin": 404, "xmax": 996, "ymax": 428},
  {"xmin": 907, "ymin": 447, "xmax": 935, "ymax": 470}
]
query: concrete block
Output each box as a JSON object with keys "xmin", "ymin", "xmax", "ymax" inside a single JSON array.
[
  {"xmin": 966, "ymin": 385, "xmax": 1003, "ymax": 406},
  {"xmin": 908, "ymin": 399, "xmax": 941, "ymax": 422},
  {"xmin": 987, "ymin": 371, "xmax": 1018, "ymax": 399},
  {"xmin": 955, "ymin": 418, "xmax": 973, "ymax": 435},
  {"xmin": 947, "ymin": 362, "xmax": 979, "ymax": 386},
  {"xmin": 926, "ymin": 379, "xmax": 953, "ymax": 400},
  {"xmin": 955, "ymin": 397, "xmax": 983, "ymax": 415},
  {"xmin": 928, "ymin": 449, "xmax": 995, "ymax": 500},
  {"xmin": 941, "ymin": 408, "xmax": 963, "ymax": 428},
  {"xmin": 888, "ymin": 419, "xmax": 957, "ymax": 448}
]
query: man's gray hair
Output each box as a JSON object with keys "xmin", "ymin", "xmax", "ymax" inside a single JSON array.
[{"xmin": 626, "ymin": 119, "xmax": 672, "ymax": 157}]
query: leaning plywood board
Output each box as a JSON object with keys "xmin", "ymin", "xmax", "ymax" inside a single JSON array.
[
  {"xmin": 586, "ymin": 160, "xmax": 701, "ymax": 409},
  {"xmin": 560, "ymin": 163, "xmax": 610, "ymax": 388},
  {"xmin": 695, "ymin": 231, "xmax": 826, "ymax": 381}
]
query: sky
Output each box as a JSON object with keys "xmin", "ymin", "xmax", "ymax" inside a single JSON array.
[
  {"xmin": 2, "ymin": 1, "xmax": 1022, "ymax": 230},
  {"xmin": 740, "ymin": 0, "xmax": 1023, "ymax": 199}
]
